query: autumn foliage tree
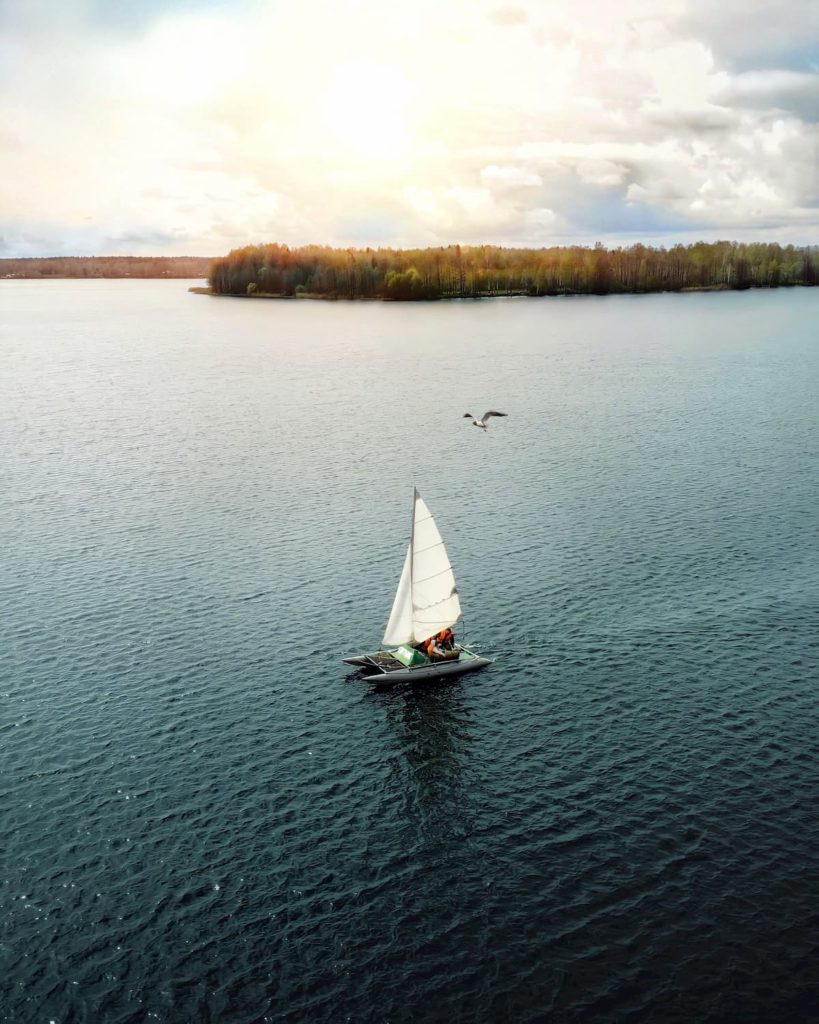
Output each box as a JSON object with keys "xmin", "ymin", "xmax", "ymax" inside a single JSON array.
[{"xmin": 208, "ymin": 241, "xmax": 818, "ymax": 300}]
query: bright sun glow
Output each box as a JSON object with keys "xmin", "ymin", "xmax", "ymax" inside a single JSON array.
[
  {"xmin": 320, "ymin": 61, "xmax": 414, "ymax": 162},
  {"xmin": 3, "ymin": 0, "xmax": 818, "ymax": 255},
  {"xmin": 139, "ymin": 16, "xmax": 243, "ymax": 102}
]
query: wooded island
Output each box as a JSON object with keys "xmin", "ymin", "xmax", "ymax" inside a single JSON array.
[{"xmin": 208, "ymin": 241, "xmax": 818, "ymax": 300}]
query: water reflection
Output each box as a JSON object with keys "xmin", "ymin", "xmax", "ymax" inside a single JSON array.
[{"xmin": 370, "ymin": 681, "xmax": 478, "ymax": 840}]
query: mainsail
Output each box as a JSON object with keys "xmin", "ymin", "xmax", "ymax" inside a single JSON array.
[{"xmin": 383, "ymin": 490, "xmax": 462, "ymax": 646}]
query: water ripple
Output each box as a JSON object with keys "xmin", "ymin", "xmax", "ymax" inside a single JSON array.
[{"xmin": 1, "ymin": 283, "xmax": 818, "ymax": 1022}]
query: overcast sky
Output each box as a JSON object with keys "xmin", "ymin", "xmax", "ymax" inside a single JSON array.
[{"xmin": 2, "ymin": 0, "xmax": 818, "ymax": 256}]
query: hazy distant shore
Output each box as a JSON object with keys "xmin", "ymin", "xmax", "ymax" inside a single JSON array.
[{"xmin": 0, "ymin": 256, "xmax": 213, "ymax": 279}]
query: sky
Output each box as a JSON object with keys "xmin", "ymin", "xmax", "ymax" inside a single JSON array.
[{"xmin": 1, "ymin": 0, "xmax": 818, "ymax": 256}]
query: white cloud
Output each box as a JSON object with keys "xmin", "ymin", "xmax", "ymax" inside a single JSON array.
[
  {"xmin": 1, "ymin": 0, "xmax": 818, "ymax": 255},
  {"xmin": 488, "ymin": 7, "xmax": 528, "ymax": 27},
  {"xmin": 576, "ymin": 161, "xmax": 629, "ymax": 187},
  {"xmin": 481, "ymin": 165, "xmax": 543, "ymax": 188},
  {"xmin": 679, "ymin": 0, "xmax": 819, "ymax": 71},
  {"xmin": 711, "ymin": 69, "xmax": 819, "ymax": 119}
]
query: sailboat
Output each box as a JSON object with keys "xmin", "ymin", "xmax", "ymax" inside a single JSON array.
[{"xmin": 343, "ymin": 489, "xmax": 492, "ymax": 682}]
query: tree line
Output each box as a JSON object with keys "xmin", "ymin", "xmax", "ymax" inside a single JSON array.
[
  {"xmin": 208, "ymin": 240, "xmax": 818, "ymax": 300},
  {"xmin": 0, "ymin": 256, "xmax": 212, "ymax": 279}
]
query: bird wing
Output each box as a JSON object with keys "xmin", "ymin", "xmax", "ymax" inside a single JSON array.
[
  {"xmin": 462, "ymin": 413, "xmax": 474, "ymax": 419},
  {"xmin": 482, "ymin": 410, "xmax": 508, "ymax": 421}
]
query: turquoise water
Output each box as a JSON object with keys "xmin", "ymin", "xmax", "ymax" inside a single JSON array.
[{"xmin": 2, "ymin": 281, "xmax": 818, "ymax": 1022}]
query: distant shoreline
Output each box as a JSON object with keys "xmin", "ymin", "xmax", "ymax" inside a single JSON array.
[
  {"xmin": 0, "ymin": 256, "xmax": 213, "ymax": 280},
  {"xmin": 189, "ymin": 282, "xmax": 816, "ymax": 302}
]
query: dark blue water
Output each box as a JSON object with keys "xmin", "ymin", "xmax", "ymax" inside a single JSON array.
[{"xmin": 2, "ymin": 281, "xmax": 818, "ymax": 1023}]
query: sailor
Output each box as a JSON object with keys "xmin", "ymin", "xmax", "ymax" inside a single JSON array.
[
  {"xmin": 438, "ymin": 627, "xmax": 455, "ymax": 651},
  {"xmin": 426, "ymin": 636, "xmax": 444, "ymax": 660}
]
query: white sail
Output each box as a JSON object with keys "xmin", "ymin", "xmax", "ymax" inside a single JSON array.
[
  {"xmin": 382, "ymin": 546, "xmax": 413, "ymax": 647},
  {"xmin": 382, "ymin": 490, "xmax": 462, "ymax": 647}
]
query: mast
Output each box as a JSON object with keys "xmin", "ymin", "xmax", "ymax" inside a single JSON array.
[{"xmin": 409, "ymin": 486, "xmax": 417, "ymax": 622}]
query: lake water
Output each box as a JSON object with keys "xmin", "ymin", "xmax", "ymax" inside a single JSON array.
[{"xmin": 2, "ymin": 281, "xmax": 818, "ymax": 1023}]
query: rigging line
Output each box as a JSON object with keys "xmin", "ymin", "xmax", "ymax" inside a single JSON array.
[
  {"xmin": 414, "ymin": 540, "xmax": 445, "ymax": 555},
  {"xmin": 413, "ymin": 598, "xmax": 459, "ymax": 613},
  {"xmin": 413, "ymin": 587, "xmax": 449, "ymax": 603},
  {"xmin": 413, "ymin": 567, "xmax": 455, "ymax": 585},
  {"xmin": 414, "ymin": 610, "xmax": 462, "ymax": 623},
  {"xmin": 414, "ymin": 593, "xmax": 458, "ymax": 610}
]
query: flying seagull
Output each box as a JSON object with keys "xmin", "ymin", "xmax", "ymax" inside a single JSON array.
[{"xmin": 463, "ymin": 410, "xmax": 508, "ymax": 430}]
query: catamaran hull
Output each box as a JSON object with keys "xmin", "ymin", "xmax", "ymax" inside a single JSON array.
[{"xmin": 343, "ymin": 649, "xmax": 492, "ymax": 684}]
